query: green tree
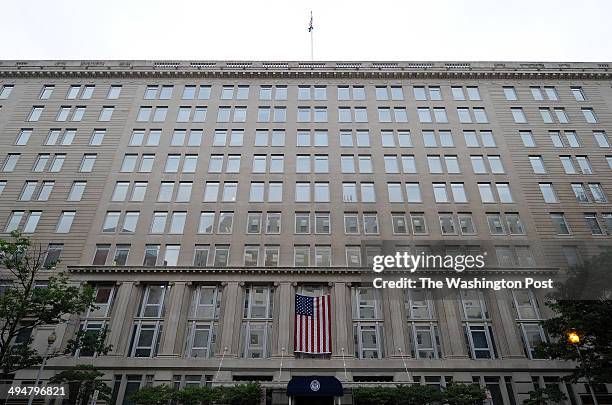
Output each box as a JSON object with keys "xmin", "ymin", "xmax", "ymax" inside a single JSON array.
[
  {"xmin": 219, "ymin": 382, "xmax": 262, "ymax": 405},
  {"xmin": 396, "ymin": 384, "xmax": 443, "ymax": 404},
  {"xmin": 126, "ymin": 384, "xmax": 176, "ymax": 405},
  {"xmin": 173, "ymin": 386, "xmax": 220, "ymax": 405},
  {"xmin": 442, "ymin": 382, "xmax": 487, "ymax": 405},
  {"xmin": 49, "ymin": 365, "xmax": 112, "ymax": 405},
  {"xmin": 0, "ymin": 231, "xmax": 107, "ymax": 377},
  {"xmin": 536, "ymin": 250, "xmax": 612, "ymax": 384},
  {"xmin": 522, "ymin": 386, "xmax": 567, "ymax": 405},
  {"xmin": 353, "ymin": 386, "xmax": 397, "ymax": 405}
]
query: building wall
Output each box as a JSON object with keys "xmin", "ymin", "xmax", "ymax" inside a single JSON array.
[{"xmin": 1, "ymin": 60, "xmax": 611, "ymax": 404}]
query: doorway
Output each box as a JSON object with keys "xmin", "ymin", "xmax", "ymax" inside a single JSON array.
[{"xmin": 294, "ymin": 396, "xmax": 334, "ymax": 405}]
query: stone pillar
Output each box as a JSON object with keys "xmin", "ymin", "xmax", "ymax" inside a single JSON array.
[
  {"xmin": 489, "ymin": 289, "xmax": 525, "ymax": 359},
  {"xmin": 219, "ymin": 282, "xmax": 241, "ymax": 357},
  {"xmin": 435, "ymin": 289, "xmax": 468, "ymax": 358},
  {"xmin": 332, "ymin": 282, "xmax": 352, "ymax": 358},
  {"xmin": 385, "ymin": 288, "xmax": 410, "ymax": 358},
  {"xmin": 274, "ymin": 282, "xmax": 294, "ymax": 358},
  {"xmin": 159, "ymin": 282, "xmax": 187, "ymax": 357},
  {"xmin": 108, "ymin": 281, "xmax": 135, "ymax": 356}
]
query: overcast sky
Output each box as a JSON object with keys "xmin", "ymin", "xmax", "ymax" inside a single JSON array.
[{"xmin": 2, "ymin": 0, "xmax": 611, "ymax": 62}]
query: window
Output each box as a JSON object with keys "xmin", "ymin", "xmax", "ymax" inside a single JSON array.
[
  {"xmin": 571, "ymin": 183, "xmax": 589, "ymax": 203},
  {"xmin": 405, "ymin": 183, "xmax": 422, "ymax": 203},
  {"xmin": 213, "ymin": 246, "xmax": 230, "ymax": 267},
  {"xmin": 27, "ymin": 106, "xmax": 44, "ymax": 121},
  {"xmin": 129, "ymin": 285, "xmax": 168, "ymax": 357},
  {"xmin": 571, "ymin": 86, "xmax": 586, "ymax": 101},
  {"xmin": 593, "ymin": 131, "xmax": 610, "ymax": 148},
  {"xmin": 511, "ymin": 108, "xmax": 527, "ymax": 123},
  {"xmin": 67, "ymin": 181, "xmax": 86, "ymax": 201},
  {"xmin": 506, "ymin": 213, "xmax": 525, "ymax": 234},
  {"xmin": 56, "ymin": 211, "xmax": 75, "ymax": 233},
  {"xmin": 169, "ymin": 212, "xmax": 187, "ymax": 234},
  {"xmin": 478, "ymin": 183, "xmax": 495, "ymax": 203},
  {"xmin": 186, "ymin": 286, "xmax": 221, "ymax": 358},
  {"xmin": 487, "ymin": 213, "xmax": 505, "ymax": 235},
  {"xmin": 439, "ymin": 213, "xmax": 456, "ymax": 235},
  {"xmin": 217, "ymin": 212, "xmax": 233, "ymax": 234},
  {"xmin": 241, "ymin": 286, "xmax": 273, "ymax": 359},
  {"xmin": 315, "ymin": 246, "xmax": 332, "ymax": 266},
  {"xmin": 143, "ymin": 245, "xmax": 160, "ymax": 266},
  {"xmin": 529, "ymin": 156, "xmax": 546, "ymax": 174},
  {"xmin": 503, "ymin": 86, "xmax": 517, "ymax": 100},
  {"xmin": 588, "ymin": 183, "xmax": 607, "ymax": 203},
  {"xmin": 353, "ymin": 287, "xmax": 384, "ymax": 359},
  {"xmin": 582, "ymin": 108, "xmax": 597, "ymax": 123},
  {"xmin": 550, "ymin": 213, "xmax": 571, "ymax": 235},
  {"xmin": 22, "ymin": 211, "xmax": 41, "ymax": 233},
  {"xmin": 496, "ymin": 183, "xmax": 513, "ymax": 203},
  {"xmin": 458, "ymin": 213, "xmax": 475, "ymax": 234},
  {"xmin": 363, "ymin": 214, "xmax": 379, "ymax": 234},
  {"xmin": 451, "ymin": 183, "xmax": 468, "ymax": 203},
  {"xmin": 346, "ymin": 246, "xmax": 362, "ymax": 267},
  {"xmin": 0, "ymin": 84, "xmax": 13, "ymax": 99},
  {"xmin": 79, "ymin": 154, "xmax": 97, "ymax": 172},
  {"xmin": 98, "ymin": 107, "xmax": 114, "ymax": 121},
  {"xmin": 40, "ymin": 85, "xmax": 54, "ymax": 99},
  {"xmin": 163, "ymin": 245, "xmax": 181, "ymax": 266},
  {"xmin": 388, "ymin": 213, "xmax": 407, "ymax": 234},
  {"xmin": 49, "ymin": 154, "xmax": 65, "ymax": 172},
  {"xmin": 539, "ymin": 183, "xmax": 558, "ymax": 203},
  {"xmin": 15, "ymin": 129, "xmax": 32, "ymax": 146},
  {"xmin": 433, "ymin": 183, "xmax": 449, "ymax": 203},
  {"xmin": 512, "ymin": 290, "xmax": 546, "ymax": 359},
  {"xmin": 584, "ymin": 213, "xmax": 603, "ymax": 235},
  {"xmin": 576, "ymin": 156, "xmax": 593, "ymax": 174},
  {"xmin": 122, "ymin": 212, "xmax": 139, "ymax": 233}
]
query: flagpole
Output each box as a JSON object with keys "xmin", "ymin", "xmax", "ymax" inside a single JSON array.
[{"xmin": 309, "ymin": 11, "xmax": 314, "ymax": 61}]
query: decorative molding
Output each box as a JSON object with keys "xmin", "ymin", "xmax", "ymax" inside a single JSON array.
[
  {"xmin": 0, "ymin": 60, "xmax": 610, "ymax": 80},
  {"xmin": 67, "ymin": 265, "xmax": 559, "ymax": 276}
]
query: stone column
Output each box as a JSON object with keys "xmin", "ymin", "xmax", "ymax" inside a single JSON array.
[
  {"xmin": 385, "ymin": 288, "xmax": 410, "ymax": 358},
  {"xmin": 332, "ymin": 282, "xmax": 352, "ymax": 358},
  {"xmin": 274, "ymin": 282, "xmax": 294, "ymax": 358},
  {"xmin": 219, "ymin": 282, "xmax": 241, "ymax": 357},
  {"xmin": 435, "ymin": 289, "xmax": 468, "ymax": 358},
  {"xmin": 489, "ymin": 289, "xmax": 525, "ymax": 358},
  {"xmin": 108, "ymin": 281, "xmax": 135, "ymax": 356},
  {"xmin": 158, "ymin": 282, "xmax": 187, "ymax": 357}
]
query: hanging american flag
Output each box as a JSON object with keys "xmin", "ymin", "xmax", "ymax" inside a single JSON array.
[{"xmin": 294, "ymin": 293, "xmax": 331, "ymax": 353}]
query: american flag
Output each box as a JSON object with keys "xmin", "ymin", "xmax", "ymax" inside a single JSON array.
[{"xmin": 294, "ymin": 293, "xmax": 331, "ymax": 353}]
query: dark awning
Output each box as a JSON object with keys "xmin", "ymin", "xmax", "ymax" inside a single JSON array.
[{"xmin": 287, "ymin": 376, "xmax": 343, "ymax": 397}]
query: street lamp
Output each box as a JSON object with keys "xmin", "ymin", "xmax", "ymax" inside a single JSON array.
[
  {"xmin": 27, "ymin": 331, "xmax": 56, "ymax": 405},
  {"xmin": 566, "ymin": 331, "xmax": 599, "ymax": 405}
]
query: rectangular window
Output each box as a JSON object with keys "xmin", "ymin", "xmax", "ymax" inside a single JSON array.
[{"xmin": 56, "ymin": 211, "xmax": 75, "ymax": 233}]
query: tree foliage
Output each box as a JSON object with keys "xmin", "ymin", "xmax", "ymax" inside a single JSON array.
[
  {"xmin": 353, "ymin": 383, "xmax": 484, "ymax": 405},
  {"xmin": 49, "ymin": 365, "xmax": 112, "ymax": 405},
  {"xmin": 522, "ymin": 385, "xmax": 567, "ymax": 405},
  {"xmin": 535, "ymin": 249, "xmax": 612, "ymax": 383},
  {"xmin": 128, "ymin": 382, "xmax": 261, "ymax": 405},
  {"xmin": 0, "ymin": 231, "xmax": 105, "ymax": 377}
]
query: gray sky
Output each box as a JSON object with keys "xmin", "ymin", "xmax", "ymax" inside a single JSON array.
[{"xmin": 2, "ymin": 0, "xmax": 611, "ymax": 61}]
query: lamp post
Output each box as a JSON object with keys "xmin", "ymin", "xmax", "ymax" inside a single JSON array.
[
  {"xmin": 27, "ymin": 331, "xmax": 56, "ymax": 405},
  {"xmin": 567, "ymin": 331, "xmax": 599, "ymax": 405}
]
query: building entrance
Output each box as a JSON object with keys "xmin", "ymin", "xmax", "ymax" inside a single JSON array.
[{"xmin": 294, "ymin": 396, "xmax": 334, "ymax": 405}]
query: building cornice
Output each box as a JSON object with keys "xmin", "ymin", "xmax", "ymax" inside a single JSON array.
[
  {"xmin": 67, "ymin": 265, "xmax": 559, "ymax": 276},
  {"xmin": 0, "ymin": 60, "xmax": 611, "ymax": 80}
]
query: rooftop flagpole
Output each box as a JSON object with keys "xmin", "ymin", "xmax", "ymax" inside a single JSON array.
[{"xmin": 308, "ymin": 11, "xmax": 314, "ymax": 61}]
